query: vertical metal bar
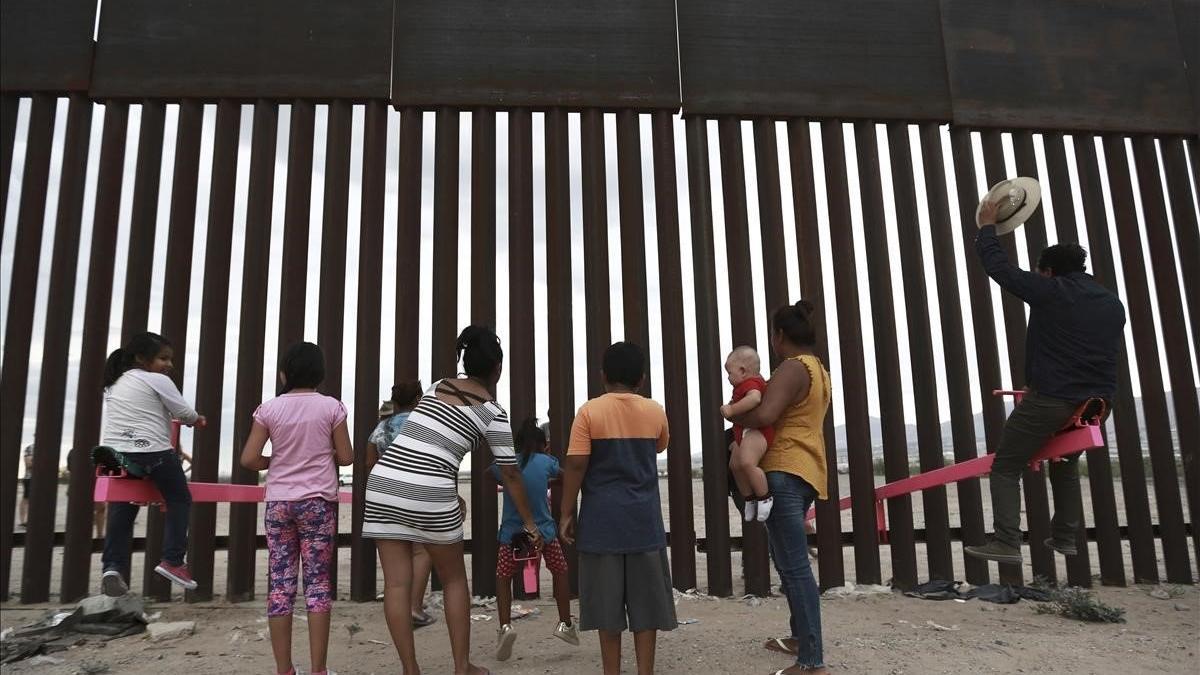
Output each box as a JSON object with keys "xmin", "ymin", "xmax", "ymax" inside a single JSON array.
[
  {"xmin": 63, "ymin": 102, "xmax": 132, "ymax": 600},
  {"xmin": 949, "ymin": 127, "xmax": 1017, "ymax": 583},
  {"xmin": 1102, "ymin": 134, "xmax": 1191, "ymax": 583},
  {"xmin": 351, "ymin": 100, "xmax": 387, "ymax": 603},
  {"xmin": 581, "ymin": 109, "xmax": 610, "ymax": 399},
  {"xmin": 395, "ymin": 107, "xmax": 423, "ymax": 382},
  {"xmin": 0, "ymin": 94, "xmax": 19, "ymax": 239},
  {"xmin": 1007, "ymin": 131, "xmax": 1056, "ymax": 583},
  {"xmin": 1130, "ymin": 136, "xmax": 1198, "ymax": 582},
  {"xmin": 186, "ymin": 100, "xmax": 241, "ymax": 602},
  {"xmin": 1, "ymin": 93, "xmax": 55, "ymax": 601},
  {"xmin": 919, "ymin": 124, "xmax": 988, "ymax": 584},
  {"xmin": 1075, "ymin": 134, "xmax": 1155, "ymax": 583},
  {"xmin": 823, "ymin": 121, "xmax": 882, "ymax": 585},
  {"xmin": 786, "ymin": 120, "xmax": 844, "ymax": 588},
  {"xmin": 278, "ymin": 101, "xmax": 315, "ymax": 353},
  {"xmin": 652, "ymin": 111, "xmax": 696, "ymax": 590},
  {"xmin": 319, "ymin": 100, "xmax": 352, "ymax": 595},
  {"xmin": 685, "ymin": 116, "xmax": 732, "ymax": 597},
  {"xmin": 469, "ymin": 107, "xmax": 499, "ymax": 598},
  {"xmin": 26, "ymin": 96, "xmax": 89, "ymax": 602},
  {"xmin": 431, "ymin": 108, "xmax": 460, "ymax": 381},
  {"xmin": 616, "ymin": 110, "xmax": 652, "ymax": 394},
  {"xmin": 119, "ymin": 101, "xmax": 166, "ymax": 336},
  {"xmin": 227, "ymin": 101, "xmax": 278, "ymax": 602},
  {"xmin": 716, "ymin": 118, "xmax": 770, "ymax": 596},
  {"xmin": 856, "ymin": 123, "xmax": 915, "ymax": 589},
  {"xmin": 889, "ymin": 123, "xmax": 954, "ymax": 582},
  {"xmin": 1043, "ymin": 132, "xmax": 1122, "ymax": 586},
  {"xmin": 160, "ymin": 100, "xmax": 204, "ymax": 375},
  {"xmin": 1160, "ymin": 137, "xmax": 1200, "ymax": 567},
  {"xmin": 507, "ymin": 109, "xmax": 535, "ymax": 427}
]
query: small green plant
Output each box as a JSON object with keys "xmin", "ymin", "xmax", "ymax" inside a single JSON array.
[{"xmin": 1034, "ymin": 587, "xmax": 1125, "ymax": 623}]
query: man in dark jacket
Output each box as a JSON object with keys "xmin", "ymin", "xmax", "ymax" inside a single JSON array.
[{"xmin": 965, "ymin": 200, "xmax": 1126, "ymax": 564}]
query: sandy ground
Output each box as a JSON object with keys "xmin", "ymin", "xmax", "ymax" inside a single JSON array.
[{"xmin": 1, "ymin": 578, "xmax": 1196, "ymax": 674}]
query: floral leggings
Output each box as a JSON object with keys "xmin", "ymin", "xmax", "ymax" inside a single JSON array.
[{"xmin": 265, "ymin": 498, "xmax": 336, "ymax": 617}]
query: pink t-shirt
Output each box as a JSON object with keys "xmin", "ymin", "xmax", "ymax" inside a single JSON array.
[{"xmin": 253, "ymin": 392, "xmax": 347, "ymax": 502}]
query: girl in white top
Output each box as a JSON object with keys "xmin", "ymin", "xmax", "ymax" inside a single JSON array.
[{"xmin": 98, "ymin": 332, "xmax": 206, "ymax": 597}]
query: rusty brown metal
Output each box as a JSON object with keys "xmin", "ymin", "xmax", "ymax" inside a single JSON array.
[
  {"xmin": 119, "ymin": 101, "xmax": 166, "ymax": 337},
  {"xmin": 686, "ymin": 116, "xmax": 732, "ymax": 596},
  {"xmin": 0, "ymin": 94, "xmax": 17, "ymax": 241},
  {"xmin": 857, "ymin": 122, "xmax": 917, "ymax": 589},
  {"xmin": 823, "ymin": 121, "xmax": 882, "ymax": 584},
  {"xmin": 278, "ymin": 101, "xmax": 315, "ymax": 354},
  {"xmin": 432, "ymin": 108, "xmax": 460, "ymax": 381},
  {"xmin": 395, "ymin": 107, "xmax": 423, "ymax": 382},
  {"xmin": 616, "ymin": 110, "xmax": 652, "ymax": 395},
  {"xmin": 786, "ymin": 119, "xmax": 844, "ymax": 588},
  {"xmin": 652, "ymin": 110, "xmax": 697, "ymax": 590},
  {"xmin": 507, "ymin": 109, "xmax": 536, "ymax": 429},
  {"xmin": 351, "ymin": 100, "xmax": 388, "ymax": 603},
  {"xmin": 1, "ymin": 93, "xmax": 55, "ymax": 601},
  {"xmin": 227, "ymin": 101, "xmax": 278, "ymax": 602},
  {"xmin": 1074, "ymin": 134, "xmax": 1156, "ymax": 584},
  {"xmin": 581, "ymin": 109, "xmax": 610, "ymax": 399}
]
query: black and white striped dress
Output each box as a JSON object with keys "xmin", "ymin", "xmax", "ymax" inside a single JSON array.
[{"xmin": 362, "ymin": 380, "xmax": 516, "ymax": 544}]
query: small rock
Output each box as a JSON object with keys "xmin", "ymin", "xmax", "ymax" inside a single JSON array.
[
  {"xmin": 1149, "ymin": 587, "xmax": 1172, "ymax": 600},
  {"xmin": 146, "ymin": 621, "xmax": 195, "ymax": 642},
  {"xmin": 185, "ymin": 650, "xmax": 200, "ymax": 656},
  {"xmin": 1174, "ymin": 603, "xmax": 1189, "ymax": 611},
  {"xmin": 78, "ymin": 594, "xmax": 145, "ymax": 618},
  {"xmin": 995, "ymin": 639, "xmax": 1009, "ymax": 647},
  {"xmin": 28, "ymin": 655, "xmax": 65, "ymax": 666}
]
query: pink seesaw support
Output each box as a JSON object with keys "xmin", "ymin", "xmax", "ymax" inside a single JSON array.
[
  {"xmin": 805, "ymin": 389, "xmax": 1105, "ymax": 543},
  {"xmin": 93, "ymin": 420, "xmax": 353, "ymax": 505}
]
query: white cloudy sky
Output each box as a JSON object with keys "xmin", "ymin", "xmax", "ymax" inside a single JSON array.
[{"xmin": 2, "ymin": 99, "xmax": 1197, "ymax": 473}]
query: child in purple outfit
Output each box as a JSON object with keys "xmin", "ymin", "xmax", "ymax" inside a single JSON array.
[{"xmin": 241, "ymin": 342, "xmax": 353, "ymax": 675}]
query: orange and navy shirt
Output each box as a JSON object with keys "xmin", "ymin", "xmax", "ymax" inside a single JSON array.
[{"xmin": 567, "ymin": 392, "xmax": 669, "ymax": 554}]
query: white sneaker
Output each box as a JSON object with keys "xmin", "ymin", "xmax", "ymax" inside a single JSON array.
[
  {"xmin": 755, "ymin": 496, "xmax": 774, "ymax": 522},
  {"xmin": 554, "ymin": 619, "xmax": 580, "ymax": 646},
  {"xmin": 743, "ymin": 500, "xmax": 757, "ymax": 522},
  {"xmin": 101, "ymin": 570, "xmax": 128, "ymax": 597},
  {"xmin": 496, "ymin": 624, "xmax": 517, "ymax": 661}
]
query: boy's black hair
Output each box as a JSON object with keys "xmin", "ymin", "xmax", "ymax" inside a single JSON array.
[
  {"xmin": 1037, "ymin": 242, "xmax": 1087, "ymax": 276},
  {"xmin": 456, "ymin": 325, "xmax": 504, "ymax": 379},
  {"xmin": 391, "ymin": 380, "xmax": 424, "ymax": 409},
  {"xmin": 602, "ymin": 341, "xmax": 645, "ymax": 388},
  {"xmin": 279, "ymin": 342, "xmax": 325, "ymax": 394},
  {"xmin": 103, "ymin": 332, "xmax": 172, "ymax": 388},
  {"xmin": 514, "ymin": 417, "xmax": 547, "ymax": 469},
  {"xmin": 773, "ymin": 300, "xmax": 818, "ymax": 347}
]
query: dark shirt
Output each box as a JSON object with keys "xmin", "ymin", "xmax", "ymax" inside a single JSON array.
[{"xmin": 975, "ymin": 225, "xmax": 1126, "ymax": 401}]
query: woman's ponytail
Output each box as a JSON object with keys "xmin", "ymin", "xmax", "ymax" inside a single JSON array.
[
  {"xmin": 102, "ymin": 332, "xmax": 173, "ymax": 389},
  {"xmin": 455, "ymin": 325, "xmax": 504, "ymax": 379},
  {"xmin": 102, "ymin": 348, "xmax": 130, "ymax": 389},
  {"xmin": 773, "ymin": 300, "xmax": 818, "ymax": 347}
]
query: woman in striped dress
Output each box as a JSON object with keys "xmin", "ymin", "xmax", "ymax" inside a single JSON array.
[{"xmin": 364, "ymin": 325, "xmax": 542, "ymax": 675}]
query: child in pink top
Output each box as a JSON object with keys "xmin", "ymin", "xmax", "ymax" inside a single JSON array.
[{"xmin": 241, "ymin": 342, "xmax": 353, "ymax": 675}]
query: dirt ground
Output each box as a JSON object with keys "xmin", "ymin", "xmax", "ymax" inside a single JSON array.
[{"xmin": 1, "ymin": 580, "xmax": 1195, "ymax": 674}]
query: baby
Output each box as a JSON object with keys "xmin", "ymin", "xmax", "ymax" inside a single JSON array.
[{"xmin": 720, "ymin": 346, "xmax": 774, "ymax": 522}]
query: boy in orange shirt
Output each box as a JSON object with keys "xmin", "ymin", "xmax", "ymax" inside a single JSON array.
[{"xmin": 560, "ymin": 342, "xmax": 676, "ymax": 675}]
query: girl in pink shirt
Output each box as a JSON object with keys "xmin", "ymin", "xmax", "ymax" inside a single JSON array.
[{"xmin": 241, "ymin": 342, "xmax": 353, "ymax": 675}]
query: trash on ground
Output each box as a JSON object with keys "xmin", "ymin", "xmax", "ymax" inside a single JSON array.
[{"xmin": 925, "ymin": 620, "xmax": 959, "ymax": 632}]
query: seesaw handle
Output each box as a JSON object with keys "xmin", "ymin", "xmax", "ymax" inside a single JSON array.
[{"xmin": 523, "ymin": 559, "xmax": 538, "ymax": 593}]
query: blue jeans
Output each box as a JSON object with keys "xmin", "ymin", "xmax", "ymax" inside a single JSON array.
[
  {"xmin": 765, "ymin": 471, "xmax": 824, "ymax": 669},
  {"xmin": 101, "ymin": 451, "xmax": 192, "ymax": 579}
]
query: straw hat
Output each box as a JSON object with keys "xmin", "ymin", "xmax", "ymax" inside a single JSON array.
[{"xmin": 976, "ymin": 177, "xmax": 1041, "ymax": 234}]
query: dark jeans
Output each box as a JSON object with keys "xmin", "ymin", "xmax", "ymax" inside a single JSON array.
[
  {"xmin": 991, "ymin": 391, "xmax": 1101, "ymax": 548},
  {"xmin": 102, "ymin": 451, "xmax": 191, "ymax": 579},
  {"xmin": 764, "ymin": 471, "xmax": 823, "ymax": 669}
]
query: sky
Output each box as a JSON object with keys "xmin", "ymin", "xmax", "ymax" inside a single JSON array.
[{"xmin": 2, "ymin": 98, "xmax": 1198, "ymax": 474}]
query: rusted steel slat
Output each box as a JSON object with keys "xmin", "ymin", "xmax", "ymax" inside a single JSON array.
[
  {"xmin": 652, "ymin": 110, "xmax": 696, "ymax": 590},
  {"xmin": 949, "ymin": 127, "xmax": 1014, "ymax": 583},
  {"xmin": 431, "ymin": 107, "xmax": 460, "ymax": 382},
  {"xmin": 1074, "ymin": 134, "xmax": 1154, "ymax": 584},
  {"xmin": 581, "ymin": 109, "xmax": 610, "ymax": 400},
  {"xmin": 227, "ymin": 101, "xmax": 278, "ymax": 602},
  {"xmin": 855, "ymin": 121, "xmax": 919, "ymax": 589},
  {"xmin": 823, "ymin": 120, "xmax": 882, "ymax": 584},
  {"xmin": 616, "ymin": 110, "xmax": 652, "ymax": 395},
  {"xmin": 0, "ymin": 95, "xmax": 19, "ymax": 240},
  {"xmin": 351, "ymin": 100, "xmax": 387, "ymax": 602},
  {"xmin": 1129, "ymin": 136, "xmax": 1198, "ymax": 582},
  {"xmin": 786, "ymin": 119, "xmax": 843, "ymax": 589},
  {"xmin": 278, "ymin": 101, "xmax": 314, "ymax": 354},
  {"xmin": 65, "ymin": 103, "xmax": 134, "ymax": 598},
  {"xmin": 685, "ymin": 116, "xmax": 732, "ymax": 597},
  {"xmin": 395, "ymin": 107, "xmax": 422, "ymax": 382},
  {"xmin": 469, "ymin": 107, "xmax": 499, "ymax": 598},
  {"xmin": 1, "ymin": 93, "xmax": 55, "ymax": 602},
  {"xmin": 186, "ymin": 100, "xmax": 241, "ymax": 602},
  {"xmin": 27, "ymin": 97, "xmax": 90, "ymax": 602},
  {"xmin": 119, "ymin": 101, "xmax": 166, "ymax": 337},
  {"xmin": 507, "ymin": 109, "xmax": 536, "ymax": 428}
]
